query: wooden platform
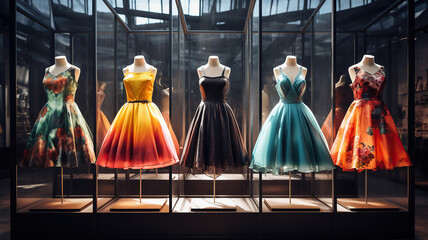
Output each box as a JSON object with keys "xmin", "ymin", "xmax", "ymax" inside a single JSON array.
[
  {"xmin": 30, "ymin": 198, "xmax": 92, "ymax": 212},
  {"xmin": 264, "ymin": 198, "xmax": 321, "ymax": 211},
  {"xmin": 338, "ymin": 198, "xmax": 400, "ymax": 211},
  {"xmin": 109, "ymin": 198, "xmax": 167, "ymax": 211},
  {"xmin": 190, "ymin": 198, "xmax": 237, "ymax": 211}
]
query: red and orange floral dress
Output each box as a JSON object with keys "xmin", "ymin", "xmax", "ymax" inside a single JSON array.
[
  {"xmin": 20, "ymin": 66, "xmax": 96, "ymax": 168},
  {"xmin": 330, "ymin": 66, "xmax": 411, "ymax": 171}
]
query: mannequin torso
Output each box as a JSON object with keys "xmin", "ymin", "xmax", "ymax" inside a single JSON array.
[
  {"xmin": 198, "ymin": 56, "xmax": 231, "ymax": 78},
  {"xmin": 48, "ymin": 56, "xmax": 80, "ymax": 81},
  {"xmin": 273, "ymin": 56, "xmax": 307, "ymax": 83},
  {"xmin": 348, "ymin": 54, "xmax": 382, "ymax": 82},
  {"xmin": 123, "ymin": 55, "xmax": 158, "ymax": 77}
]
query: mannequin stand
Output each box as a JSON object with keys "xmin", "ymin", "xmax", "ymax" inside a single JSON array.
[
  {"xmin": 264, "ymin": 171, "xmax": 320, "ymax": 211},
  {"xmin": 110, "ymin": 169, "xmax": 167, "ymax": 211},
  {"xmin": 30, "ymin": 167, "xmax": 92, "ymax": 212},
  {"xmin": 338, "ymin": 170, "xmax": 399, "ymax": 211},
  {"xmin": 191, "ymin": 167, "xmax": 237, "ymax": 211}
]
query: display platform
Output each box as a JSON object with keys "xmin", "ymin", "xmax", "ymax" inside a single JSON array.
[
  {"xmin": 109, "ymin": 198, "xmax": 167, "ymax": 211},
  {"xmin": 337, "ymin": 198, "xmax": 400, "ymax": 211},
  {"xmin": 190, "ymin": 198, "xmax": 237, "ymax": 211},
  {"xmin": 264, "ymin": 198, "xmax": 321, "ymax": 211},
  {"xmin": 29, "ymin": 198, "xmax": 92, "ymax": 212}
]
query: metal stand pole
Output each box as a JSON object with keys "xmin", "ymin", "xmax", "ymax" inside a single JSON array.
[
  {"xmin": 365, "ymin": 169, "xmax": 368, "ymax": 204},
  {"xmin": 213, "ymin": 167, "xmax": 216, "ymax": 204},
  {"xmin": 289, "ymin": 171, "xmax": 292, "ymax": 204},
  {"xmin": 139, "ymin": 169, "xmax": 142, "ymax": 204},
  {"xmin": 61, "ymin": 167, "xmax": 64, "ymax": 204}
]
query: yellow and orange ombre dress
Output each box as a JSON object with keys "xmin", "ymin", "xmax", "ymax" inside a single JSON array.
[{"xmin": 96, "ymin": 67, "xmax": 179, "ymax": 169}]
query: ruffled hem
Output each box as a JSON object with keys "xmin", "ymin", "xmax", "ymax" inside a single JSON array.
[
  {"xmin": 97, "ymin": 157, "xmax": 179, "ymax": 170},
  {"xmin": 249, "ymin": 162, "xmax": 335, "ymax": 175}
]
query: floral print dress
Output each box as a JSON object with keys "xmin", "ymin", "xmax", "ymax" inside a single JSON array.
[
  {"xmin": 20, "ymin": 66, "xmax": 96, "ymax": 168},
  {"xmin": 330, "ymin": 66, "xmax": 411, "ymax": 171}
]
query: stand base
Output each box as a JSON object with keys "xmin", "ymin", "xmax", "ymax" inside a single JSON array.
[
  {"xmin": 30, "ymin": 198, "xmax": 92, "ymax": 212},
  {"xmin": 109, "ymin": 198, "xmax": 167, "ymax": 211},
  {"xmin": 338, "ymin": 198, "xmax": 400, "ymax": 211},
  {"xmin": 264, "ymin": 198, "xmax": 321, "ymax": 211},
  {"xmin": 190, "ymin": 198, "xmax": 237, "ymax": 211}
]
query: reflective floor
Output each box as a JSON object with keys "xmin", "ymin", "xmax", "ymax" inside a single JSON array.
[{"xmin": 0, "ymin": 172, "xmax": 428, "ymax": 239}]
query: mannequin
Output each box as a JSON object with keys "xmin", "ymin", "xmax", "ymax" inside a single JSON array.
[
  {"xmin": 123, "ymin": 55, "xmax": 158, "ymax": 76},
  {"xmin": 273, "ymin": 56, "xmax": 307, "ymax": 83},
  {"xmin": 348, "ymin": 55, "xmax": 382, "ymax": 82},
  {"xmin": 48, "ymin": 56, "xmax": 80, "ymax": 81},
  {"xmin": 197, "ymin": 56, "xmax": 231, "ymax": 79}
]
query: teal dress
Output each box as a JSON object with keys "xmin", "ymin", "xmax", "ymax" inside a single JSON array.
[
  {"xmin": 250, "ymin": 67, "xmax": 334, "ymax": 175},
  {"xmin": 20, "ymin": 66, "xmax": 96, "ymax": 168}
]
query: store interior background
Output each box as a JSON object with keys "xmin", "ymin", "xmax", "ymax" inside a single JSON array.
[{"xmin": 0, "ymin": 0, "xmax": 427, "ymax": 239}]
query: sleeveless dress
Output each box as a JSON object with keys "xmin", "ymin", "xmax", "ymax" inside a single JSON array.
[
  {"xmin": 96, "ymin": 67, "xmax": 179, "ymax": 169},
  {"xmin": 180, "ymin": 67, "xmax": 248, "ymax": 173},
  {"xmin": 330, "ymin": 66, "xmax": 411, "ymax": 171},
  {"xmin": 250, "ymin": 67, "xmax": 335, "ymax": 175},
  {"xmin": 96, "ymin": 85, "xmax": 111, "ymax": 153},
  {"xmin": 20, "ymin": 66, "xmax": 96, "ymax": 168}
]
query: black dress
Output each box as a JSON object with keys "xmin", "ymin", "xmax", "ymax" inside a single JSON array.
[{"xmin": 180, "ymin": 67, "xmax": 248, "ymax": 173}]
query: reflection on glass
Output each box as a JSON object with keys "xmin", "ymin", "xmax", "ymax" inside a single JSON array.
[
  {"xmin": 180, "ymin": 0, "xmax": 251, "ymax": 30},
  {"xmin": 106, "ymin": 0, "xmax": 170, "ymax": 30},
  {"xmin": 321, "ymin": 74, "xmax": 353, "ymax": 149}
]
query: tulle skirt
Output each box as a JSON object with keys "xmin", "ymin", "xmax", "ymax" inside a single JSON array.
[
  {"xmin": 330, "ymin": 99, "xmax": 411, "ymax": 171},
  {"xmin": 180, "ymin": 101, "xmax": 248, "ymax": 173},
  {"xmin": 96, "ymin": 102, "xmax": 179, "ymax": 169},
  {"xmin": 250, "ymin": 101, "xmax": 335, "ymax": 175}
]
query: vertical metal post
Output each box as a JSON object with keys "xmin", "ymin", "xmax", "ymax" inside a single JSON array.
[
  {"xmin": 364, "ymin": 169, "xmax": 368, "ymax": 204},
  {"xmin": 310, "ymin": 20, "xmax": 315, "ymax": 111},
  {"xmin": 139, "ymin": 169, "xmax": 142, "ymax": 204},
  {"xmin": 10, "ymin": 0, "xmax": 17, "ymax": 238},
  {"xmin": 331, "ymin": 0, "xmax": 337, "ymax": 215},
  {"xmin": 258, "ymin": 0, "xmax": 263, "ymax": 215},
  {"xmin": 289, "ymin": 171, "xmax": 291, "ymax": 204},
  {"xmin": 92, "ymin": 0, "xmax": 98, "ymax": 214},
  {"xmin": 169, "ymin": 0, "xmax": 173, "ymax": 214},
  {"xmin": 407, "ymin": 0, "xmax": 415, "ymax": 237},
  {"xmin": 113, "ymin": 16, "xmax": 119, "ymax": 199}
]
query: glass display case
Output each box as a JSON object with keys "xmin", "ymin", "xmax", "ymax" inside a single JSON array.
[{"xmin": 7, "ymin": 0, "xmax": 420, "ymax": 239}]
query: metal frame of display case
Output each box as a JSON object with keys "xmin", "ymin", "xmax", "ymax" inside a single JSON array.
[{"xmin": 7, "ymin": 0, "xmax": 416, "ymax": 239}]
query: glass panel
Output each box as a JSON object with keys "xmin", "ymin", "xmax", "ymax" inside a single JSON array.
[
  {"xmin": 180, "ymin": 0, "xmax": 251, "ymax": 31},
  {"xmin": 172, "ymin": 32, "xmax": 255, "ymax": 212},
  {"xmin": 262, "ymin": 0, "xmax": 323, "ymax": 32},
  {"xmin": 96, "ymin": 0, "xmax": 173, "ymax": 213},
  {"xmin": 257, "ymin": 0, "xmax": 333, "ymax": 213},
  {"xmin": 17, "ymin": 0, "xmax": 54, "ymax": 29},
  {"xmin": 335, "ymin": 0, "xmax": 410, "ymax": 212},
  {"xmin": 51, "ymin": 0, "xmax": 94, "ymax": 32},
  {"xmin": 172, "ymin": 0, "xmax": 185, "ymax": 210},
  {"xmin": 336, "ymin": 0, "xmax": 398, "ymax": 33},
  {"xmin": 415, "ymin": 0, "xmax": 428, "ymax": 189},
  {"xmin": 16, "ymin": 11, "xmax": 95, "ymax": 213},
  {"xmin": 248, "ymin": 0, "xmax": 260, "ymax": 211},
  {"xmin": 0, "ymin": 19, "xmax": 9, "ymax": 149},
  {"xmin": 105, "ymin": 0, "xmax": 170, "ymax": 31},
  {"xmin": 312, "ymin": 0, "xmax": 332, "ymax": 209}
]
